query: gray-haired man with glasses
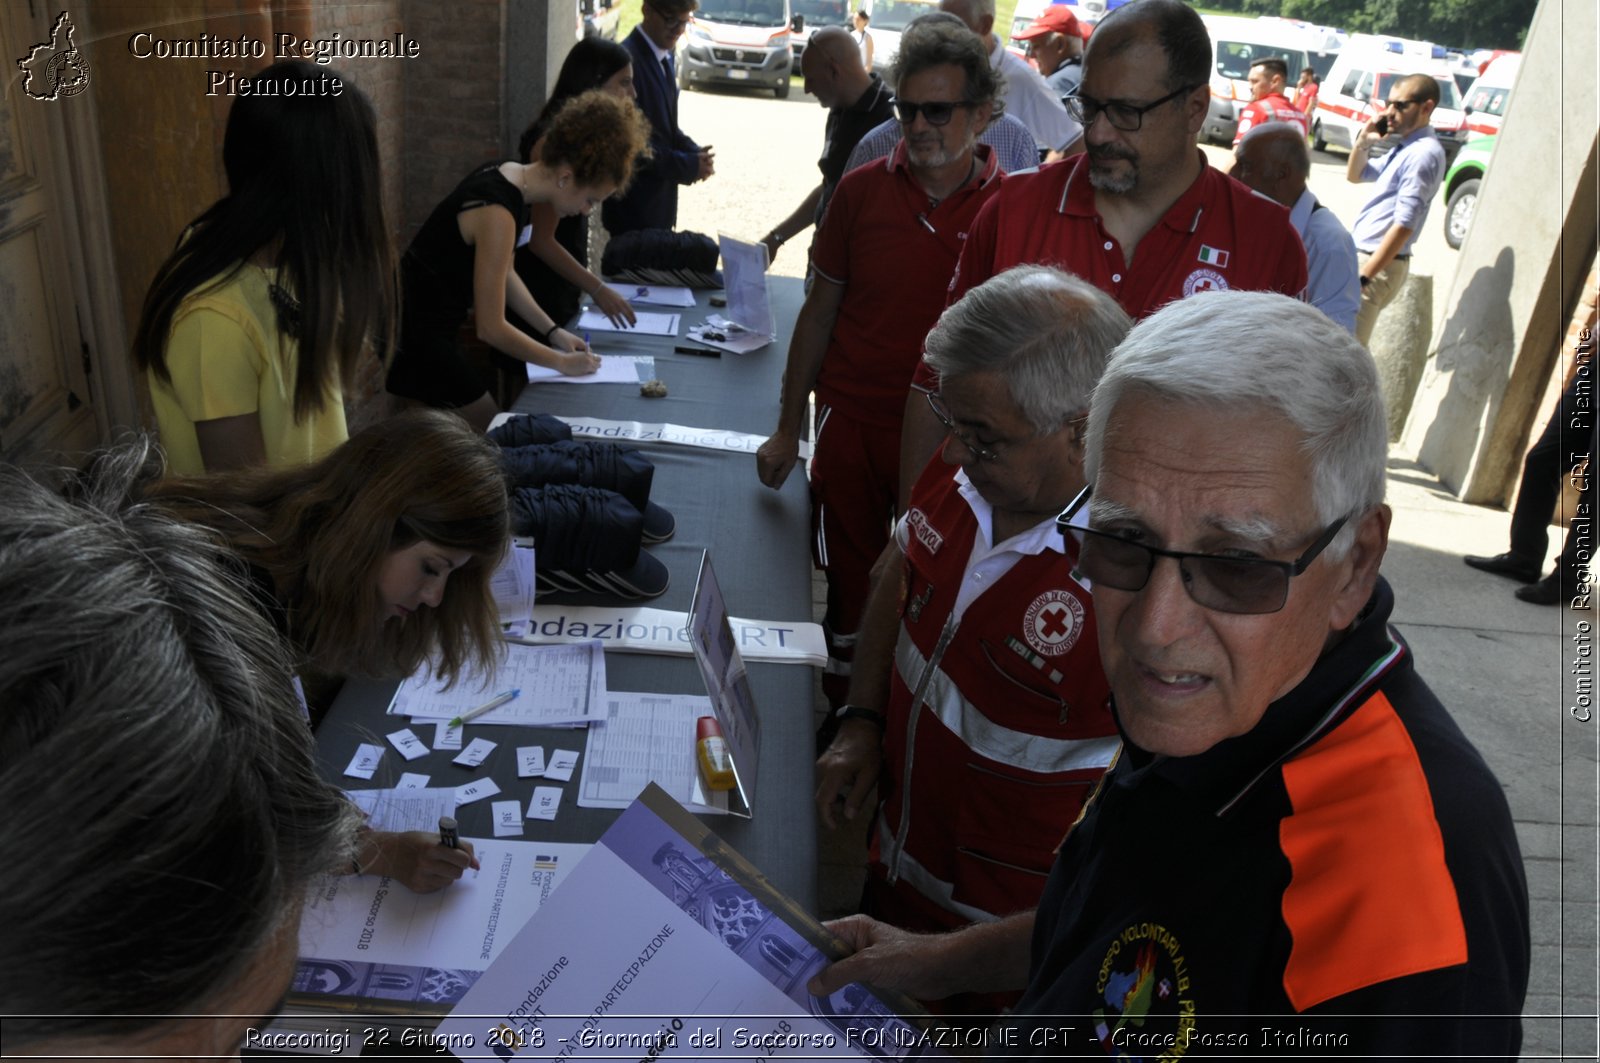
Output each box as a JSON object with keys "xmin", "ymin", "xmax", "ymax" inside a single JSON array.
[
  {"xmin": 813, "ymin": 266, "xmax": 1130, "ymax": 1009},
  {"xmin": 811, "ymin": 290, "xmax": 1530, "ymax": 1057},
  {"xmin": 897, "ymin": 0, "xmax": 1307, "ymax": 510}
]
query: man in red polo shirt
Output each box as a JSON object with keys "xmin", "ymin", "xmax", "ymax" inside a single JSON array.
[
  {"xmin": 896, "ymin": 0, "xmax": 1308, "ymax": 501},
  {"xmin": 756, "ymin": 17, "xmax": 1004, "ymax": 710},
  {"xmin": 1232, "ymin": 55, "xmax": 1308, "ymax": 147}
]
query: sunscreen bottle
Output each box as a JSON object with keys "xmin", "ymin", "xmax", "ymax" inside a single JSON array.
[{"xmin": 696, "ymin": 716, "xmax": 736, "ymax": 791}]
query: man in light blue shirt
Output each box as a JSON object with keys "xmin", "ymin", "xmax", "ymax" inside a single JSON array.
[
  {"xmin": 1346, "ymin": 73, "xmax": 1446, "ymax": 344},
  {"xmin": 1236, "ymin": 123, "xmax": 1359, "ymax": 334}
]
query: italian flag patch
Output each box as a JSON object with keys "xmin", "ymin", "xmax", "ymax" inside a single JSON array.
[{"xmin": 1198, "ymin": 245, "xmax": 1230, "ymax": 267}]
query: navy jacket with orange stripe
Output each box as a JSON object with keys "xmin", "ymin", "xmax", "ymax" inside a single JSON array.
[{"xmin": 1010, "ymin": 578, "xmax": 1530, "ymax": 1059}]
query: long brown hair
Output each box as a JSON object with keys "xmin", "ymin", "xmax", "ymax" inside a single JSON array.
[
  {"xmin": 145, "ymin": 410, "xmax": 509, "ymax": 683},
  {"xmin": 132, "ymin": 61, "xmax": 398, "ymax": 421}
]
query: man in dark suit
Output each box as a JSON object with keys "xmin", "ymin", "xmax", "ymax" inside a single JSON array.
[{"xmin": 604, "ymin": 0, "xmax": 715, "ymax": 235}]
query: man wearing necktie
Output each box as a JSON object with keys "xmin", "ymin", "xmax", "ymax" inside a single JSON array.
[{"xmin": 605, "ymin": 0, "xmax": 716, "ymax": 235}]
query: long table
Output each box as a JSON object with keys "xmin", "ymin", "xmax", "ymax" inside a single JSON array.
[{"xmin": 313, "ymin": 280, "xmax": 820, "ymax": 910}]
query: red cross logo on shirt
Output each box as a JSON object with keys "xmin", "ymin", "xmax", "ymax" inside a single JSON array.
[
  {"xmin": 1182, "ymin": 267, "xmax": 1230, "ymax": 298},
  {"xmin": 1023, "ymin": 590, "xmax": 1085, "ymax": 657},
  {"xmin": 1039, "ymin": 605, "xmax": 1072, "ymax": 638}
]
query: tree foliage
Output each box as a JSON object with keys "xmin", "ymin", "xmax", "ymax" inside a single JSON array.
[{"xmin": 1196, "ymin": 0, "xmax": 1535, "ymax": 50}]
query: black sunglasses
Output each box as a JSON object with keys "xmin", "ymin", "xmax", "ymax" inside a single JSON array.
[
  {"xmin": 1055, "ymin": 485, "xmax": 1351, "ymax": 615},
  {"xmin": 892, "ymin": 98, "xmax": 975, "ymax": 127},
  {"xmin": 1064, "ymin": 84, "xmax": 1200, "ymax": 132},
  {"xmin": 1384, "ymin": 98, "xmax": 1423, "ymax": 110}
]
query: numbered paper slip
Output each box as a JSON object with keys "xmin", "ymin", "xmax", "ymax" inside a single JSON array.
[{"xmin": 387, "ymin": 641, "xmax": 606, "ymax": 726}]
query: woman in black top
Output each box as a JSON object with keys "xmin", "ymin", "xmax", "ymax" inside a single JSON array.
[
  {"xmin": 514, "ymin": 37, "xmax": 641, "ymax": 334},
  {"xmin": 386, "ymin": 90, "xmax": 650, "ymax": 431}
]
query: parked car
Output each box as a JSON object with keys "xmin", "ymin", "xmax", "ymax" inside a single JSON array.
[
  {"xmin": 791, "ymin": 0, "xmax": 851, "ymax": 59},
  {"xmin": 1440, "ymin": 134, "xmax": 1493, "ymax": 250},
  {"xmin": 868, "ymin": 0, "xmax": 939, "ymax": 87},
  {"xmin": 679, "ymin": 0, "xmax": 798, "ymax": 99},
  {"xmin": 580, "ymin": 0, "xmax": 620, "ymax": 39},
  {"xmin": 1312, "ymin": 34, "xmax": 1471, "ymax": 160}
]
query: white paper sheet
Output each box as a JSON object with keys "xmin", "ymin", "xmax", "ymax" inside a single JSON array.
[
  {"xmin": 455, "ymin": 778, "xmax": 502, "ymax": 805},
  {"xmin": 385, "ymin": 728, "xmax": 430, "ymax": 761},
  {"xmin": 543, "ymin": 748, "xmax": 580, "ymax": 782},
  {"xmin": 603, "ymin": 282, "xmax": 696, "ymax": 308},
  {"xmin": 579, "ymin": 692, "xmax": 729, "ymax": 814},
  {"xmin": 526, "ymin": 354, "xmax": 654, "ymax": 384},
  {"xmin": 345, "ymin": 787, "xmax": 456, "ymax": 833},
  {"xmin": 685, "ymin": 318, "xmax": 771, "ymax": 354},
  {"xmin": 492, "ymin": 801, "xmax": 525, "ymax": 837},
  {"xmin": 517, "ymin": 746, "xmax": 547, "ymax": 778},
  {"xmin": 526, "ymin": 786, "xmax": 563, "ymax": 821},
  {"xmin": 344, "ymin": 743, "xmax": 383, "ymax": 780},
  {"xmin": 491, "ymin": 544, "xmax": 536, "ymax": 627},
  {"xmin": 575, "ymin": 308, "xmax": 680, "ymax": 336},
  {"xmin": 389, "ymin": 642, "xmax": 606, "ymax": 726},
  {"xmin": 297, "ymin": 839, "xmax": 589, "ymax": 976}
]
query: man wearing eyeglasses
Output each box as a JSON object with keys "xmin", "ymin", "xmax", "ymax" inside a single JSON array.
[
  {"xmin": 813, "ymin": 267, "xmax": 1131, "ymax": 1009},
  {"xmin": 756, "ymin": 18, "xmax": 1004, "ymax": 715},
  {"xmin": 810, "ymin": 291, "xmax": 1529, "ymax": 1057},
  {"xmin": 604, "ymin": 0, "xmax": 715, "ymax": 236},
  {"xmin": 896, "ymin": 0, "xmax": 1306, "ymax": 509},
  {"xmin": 938, "ymin": 0, "xmax": 1082, "ymax": 160},
  {"xmin": 1347, "ymin": 73, "xmax": 1445, "ymax": 345}
]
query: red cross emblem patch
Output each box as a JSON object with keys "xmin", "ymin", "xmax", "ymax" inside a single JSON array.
[
  {"xmin": 1023, "ymin": 589, "xmax": 1085, "ymax": 658},
  {"xmin": 1182, "ymin": 267, "xmax": 1230, "ymax": 298}
]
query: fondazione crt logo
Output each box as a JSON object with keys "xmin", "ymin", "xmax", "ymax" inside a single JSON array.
[{"xmin": 17, "ymin": 11, "xmax": 91, "ymax": 101}]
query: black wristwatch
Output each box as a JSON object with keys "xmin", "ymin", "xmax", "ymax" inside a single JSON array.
[
  {"xmin": 1359, "ymin": 275, "xmax": 1372, "ymax": 288},
  {"xmin": 835, "ymin": 704, "xmax": 886, "ymax": 728}
]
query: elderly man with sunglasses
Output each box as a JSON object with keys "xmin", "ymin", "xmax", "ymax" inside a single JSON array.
[
  {"xmin": 813, "ymin": 266, "xmax": 1132, "ymax": 1011},
  {"xmin": 757, "ymin": 17, "xmax": 1005, "ymax": 714},
  {"xmin": 1347, "ymin": 73, "xmax": 1446, "ymax": 345},
  {"xmin": 897, "ymin": 0, "xmax": 1306, "ymax": 506},
  {"xmin": 811, "ymin": 291, "xmax": 1530, "ymax": 1057}
]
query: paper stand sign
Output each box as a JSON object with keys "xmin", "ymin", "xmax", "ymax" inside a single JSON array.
[{"xmin": 686, "ymin": 549, "xmax": 760, "ymax": 818}]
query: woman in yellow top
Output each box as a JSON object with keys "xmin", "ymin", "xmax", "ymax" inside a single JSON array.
[{"xmin": 132, "ymin": 61, "xmax": 396, "ymax": 473}]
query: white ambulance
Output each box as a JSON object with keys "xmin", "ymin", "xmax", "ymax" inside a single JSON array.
[{"xmin": 1311, "ymin": 34, "xmax": 1471, "ymax": 160}]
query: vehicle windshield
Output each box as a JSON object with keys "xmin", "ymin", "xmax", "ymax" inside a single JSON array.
[
  {"xmin": 793, "ymin": 0, "xmax": 850, "ymax": 26},
  {"xmin": 1374, "ymin": 71, "xmax": 1462, "ymax": 110},
  {"xmin": 695, "ymin": 0, "xmax": 789, "ymax": 26},
  {"xmin": 872, "ymin": 0, "xmax": 938, "ymax": 32},
  {"xmin": 1214, "ymin": 40, "xmax": 1311, "ymax": 82},
  {"xmin": 1465, "ymin": 82, "xmax": 1510, "ymax": 116}
]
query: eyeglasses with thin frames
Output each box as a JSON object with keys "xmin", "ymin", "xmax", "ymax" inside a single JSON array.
[
  {"xmin": 1054, "ymin": 485, "xmax": 1351, "ymax": 615},
  {"xmin": 647, "ymin": 2, "xmax": 694, "ymax": 29},
  {"xmin": 892, "ymin": 98, "xmax": 975, "ymax": 127},
  {"xmin": 925, "ymin": 391, "xmax": 1082, "ymax": 464},
  {"xmin": 1063, "ymin": 84, "xmax": 1201, "ymax": 132}
]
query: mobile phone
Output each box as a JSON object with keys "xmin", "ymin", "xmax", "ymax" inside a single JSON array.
[{"xmin": 1374, "ymin": 115, "xmax": 1389, "ymax": 136}]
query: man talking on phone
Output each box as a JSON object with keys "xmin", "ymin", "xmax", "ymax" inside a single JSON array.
[{"xmin": 1346, "ymin": 72, "xmax": 1444, "ymax": 345}]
